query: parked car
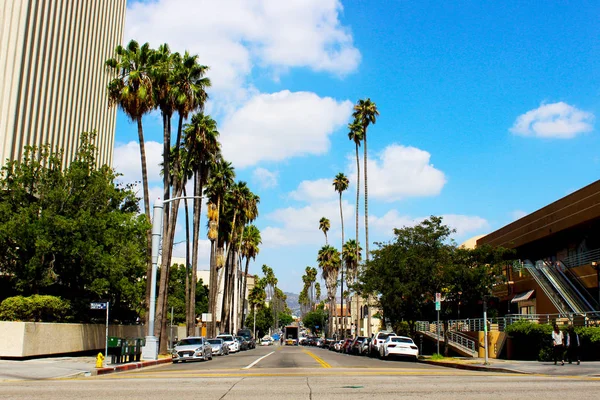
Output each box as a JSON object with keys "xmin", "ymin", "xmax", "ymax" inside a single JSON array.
[
  {"xmin": 341, "ymin": 338, "xmax": 354, "ymax": 354},
  {"xmin": 379, "ymin": 336, "xmax": 419, "ymax": 361},
  {"xmin": 360, "ymin": 338, "xmax": 371, "ymax": 355},
  {"xmin": 350, "ymin": 336, "xmax": 368, "ymax": 355},
  {"xmin": 172, "ymin": 337, "xmax": 212, "ymax": 363},
  {"xmin": 333, "ymin": 340, "xmax": 344, "ymax": 352},
  {"xmin": 237, "ymin": 329, "xmax": 256, "ymax": 349},
  {"xmin": 236, "ymin": 336, "xmax": 249, "ymax": 351},
  {"xmin": 370, "ymin": 331, "xmax": 396, "ymax": 357},
  {"xmin": 207, "ymin": 338, "xmax": 229, "ymax": 356},
  {"xmin": 217, "ymin": 334, "xmax": 240, "ymax": 353}
]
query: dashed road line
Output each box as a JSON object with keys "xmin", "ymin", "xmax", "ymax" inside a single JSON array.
[{"xmin": 243, "ymin": 351, "xmax": 275, "ymax": 369}]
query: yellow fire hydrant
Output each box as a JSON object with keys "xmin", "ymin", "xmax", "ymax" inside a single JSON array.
[{"xmin": 96, "ymin": 352, "xmax": 105, "ymax": 368}]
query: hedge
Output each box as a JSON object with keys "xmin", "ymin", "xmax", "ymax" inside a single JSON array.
[
  {"xmin": 0, "ymin": 295, "xmax": 71, "ymax": 322},
  {"xmin": 505, "ymin": 321, "xmax": 600, "ymax": 361}
]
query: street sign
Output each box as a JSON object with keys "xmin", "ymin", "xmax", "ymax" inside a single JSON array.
[
  {"xmin": 435, "ymin": 293, "xmax": 442, "ymax": 303},
  {"xmin": 435, "ymin": 301, "xmax": 441, "ymax": 311},
  {"xmin": 315, "ymin": 325, "xmax": 319, "ymax": 329},
  {"xmin": 90, "ymin": 302, "xmax": 107, "ymax": 310},
  {"xmin": 201, "ymin": 313, "xmax": 212, "ymax": 322}
]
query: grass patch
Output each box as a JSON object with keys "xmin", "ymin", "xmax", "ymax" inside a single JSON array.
[{"xmin": 430, "ymin": 353, "xmax": 444, "ymax": 361}]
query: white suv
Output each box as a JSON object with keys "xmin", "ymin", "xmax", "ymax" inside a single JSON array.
[
  {"xmin": 217, "ymin": 334, "xmax": 239, "ymax": 353},
  {"xmin": 370, "ymin": 331, "xmax": 396, "ymax": 357}
]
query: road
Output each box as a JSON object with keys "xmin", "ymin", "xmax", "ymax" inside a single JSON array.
[{"xmin": 1, "ymin": 345, "xmax": 599, "ymax": 399}]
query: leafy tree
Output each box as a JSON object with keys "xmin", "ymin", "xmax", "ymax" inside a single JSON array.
[
  {"xmin": 317, "ymin": 244, "xmax": 340, "ymax": 337},
  {"xmin": 167, "ymin": 263, "xmax": 208, "ymax": 324},
  {"xmin": 245, "ymin": 305, "xmax": 274, "ymax": 339},
  {"xmin": 0, "ymin": 133, "xmax": 148, "ymax": 322},
  {"xmin": 319, "ymin": 217, "xmax": 330, "ymax": 245},
  {"xmin": 333, "ymin": 172, "xmax": 349, "ymax": 337},
  {"xmin": 302, "ymin": 306, "xmax": 328, "ymax": 336},
  {"xmin": 278, "ymin": 313, "xmax": 294, "ymax": 327},
  {"xmin": 347, "ymin": 118, "xmax": 363, "ymax": 265}
]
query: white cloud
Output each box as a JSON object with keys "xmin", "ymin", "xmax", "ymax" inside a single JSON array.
[
  {"xmin": 220, "ymin": 91, "xmax": 353, "ymax": 167},
  {"xmin": 348, "ymin": 144, "xmax": 446, "ymax": 202},
  {"xmin": 289, "ymin": 178, "xmax": 337, "ymax": 202},
  {"xmin": 510, "ymin": 210, "xmax": 528, "ymax": 221},
  {"xmin": 510, "ymin": 102, "xmax": 594, "ymax": 139},
  {"xmin": 369, "ymin": 210, "xmax": 489, "ymax": 240},
  {"xmin": 252, "ymin": 167, "xmax": 278, "ymax": 189},
  {"xmin": 262, "ymin": 200, "xmax": 353, "ymax": 247},
  {"xmin": 125, "ymin": 0, "xmax": 360, "ymax": 95},
  {"xmin": 113, "ymin": 141, "xmax": 163, "ymax": 184},
  {"xmin": 172, "ymin": 239, "xmax": 211, "ymax": 270}
]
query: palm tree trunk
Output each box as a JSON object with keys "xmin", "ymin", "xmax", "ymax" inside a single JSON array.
[
  {"xmin": 235, "ymin": 226, "xmax": 246, "ymax": 331},
  {"xmin": 339, "ymin": 192, "xmax": 345, "ymax": 339},
  {"xmin": 188, "ymin": 172, "xmax": 202, "ymax": 336},
  {"xmin": 208, "ymin": 196, "xmax": 221, "ymax": 337},
  {"xmin": 354, "ymin": 142, "xmax": 360, "ymax": 337},
  {"xmin": 241, "ymin": 256, "xmax": 251, "ymax": 328},
  {"xmin": 183, "ymin": 185, "xmax": 191, "ymax": 335},
  {"xmin": 136, "ymin": 117, "xmax": 153, "ymax": 331},
  {"xmin": 363, "ymin": 126, "xmax": 372, "ymax": 337}
]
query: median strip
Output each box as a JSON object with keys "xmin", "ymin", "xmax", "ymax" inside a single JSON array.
[{"xmin": 302, "ymin": 350, "xmax": 331, "ymax": 368}]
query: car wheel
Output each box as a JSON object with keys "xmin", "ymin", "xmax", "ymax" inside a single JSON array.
[{"xmin": 173, "ymin": 360, "xmax": 179, "ymax": 364}]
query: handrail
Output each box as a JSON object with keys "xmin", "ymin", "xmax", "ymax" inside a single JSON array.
[
  {"xmin": 561, "ymin": 248, "xmax": 600, "ymax": 268},
  {"xmin": 522, "ymin": 260, "xmax": 571, "ymax": 315},
  {"xmin": 536, "ymin": 260, "xmax": 585, "ymax": 313},
  {"xmin": 557, "ymin": 260, "xmax": 600, "ymax": 312}
]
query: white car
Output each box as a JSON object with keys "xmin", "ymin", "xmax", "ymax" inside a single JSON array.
[
  {"xmin": 260, "ymin": 336, "xmax": 274, "ymax": 346},
  {"xmin": 379, "ymin": 336, "xmax": 419, "ymax": 360},
  {"xmin": 370, "ymin": 331, "xmax": 396, "ymax": 357},
  {"xmin": 217, "ymin": 334, "xmax": 239, "ymax": 353}
]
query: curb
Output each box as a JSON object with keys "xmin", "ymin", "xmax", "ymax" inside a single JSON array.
[
  {"xmin": 418, "ymin": 359, "xmax": 528, "ymax": 374},
  {"xmin": 95, "ymin": 358, "xmax": 172, "ymax": 376}
]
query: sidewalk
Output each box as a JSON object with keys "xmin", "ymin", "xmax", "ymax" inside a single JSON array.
[
  {"xmin": 420, "ymin": 357, "xmax": 600, "ymax": 376},
  {"xmin": 0, "ymin": 356, "xmax": 172, "ymax": 381}
]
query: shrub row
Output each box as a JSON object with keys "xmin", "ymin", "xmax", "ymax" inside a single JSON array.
[
  {"xmin": 505, "ymin": 321, "xmax": 600, "ymax": 361},
  {"xmin": 0, "ymin": 295, "xmax": 71, "ymax": 322}
]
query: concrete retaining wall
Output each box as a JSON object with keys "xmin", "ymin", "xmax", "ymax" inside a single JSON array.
[{"xmin": 0, "ymin": 322, "xmax": 144, "ymax": 358}]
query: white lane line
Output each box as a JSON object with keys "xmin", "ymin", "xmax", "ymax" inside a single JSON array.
[{"xmin": 243, "ymin": 351, "xmax": 275, "ymax": 369}]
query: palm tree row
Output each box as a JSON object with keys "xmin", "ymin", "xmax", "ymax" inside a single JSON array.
[{"xmin": 106, "ymin": 40, "xmax": 262, "ymax": 354}]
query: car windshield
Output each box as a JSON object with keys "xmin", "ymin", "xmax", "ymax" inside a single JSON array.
[
  {"xmin": 391, "ymin": 338, "xmax": 414, "ymax": 344},
  {"xmin": 218, "ymin": 335, "xmax": 233, "ymax": 341},
  {"xmin": 207, "ymin": 339, "xmax": 222, "ymax": 345},
  {"xmin": 177, "ymin": 338, "xmax": 202, "ymax": 346}
]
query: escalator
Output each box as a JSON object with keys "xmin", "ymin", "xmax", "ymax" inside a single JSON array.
[{"xmin": 522, "ymin": 260, "xmax": 570, "ymax": 315}]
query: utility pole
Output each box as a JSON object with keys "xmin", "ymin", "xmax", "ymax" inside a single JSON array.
[{"xmin": 483, "ymin": 297, "xmax": 489, "ymax": 365}]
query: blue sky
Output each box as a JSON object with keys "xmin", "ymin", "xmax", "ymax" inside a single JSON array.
[{"xmin": 114, "ymin": 0, "xmax": 599, "ymax": 293}]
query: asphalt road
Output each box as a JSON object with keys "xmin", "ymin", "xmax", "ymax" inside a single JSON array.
[{"xmin": 1, "ymin": 345, "xmax": 599, "ymax": 399}]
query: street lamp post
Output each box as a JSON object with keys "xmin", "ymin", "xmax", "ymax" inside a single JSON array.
[{"xmin": 142, "ymin": 196, "xmax": 204, "ymax": 361}]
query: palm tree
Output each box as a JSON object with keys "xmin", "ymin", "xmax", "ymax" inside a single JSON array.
[
  {"xmin": 347, "ymin": 118, "xmax": 363, "ymax": 260},
  {"xmin": 352, "ymin": 98, "xmax": 379, "ymax": 337},
  {"xmin": 333, "ymin": 172, "xmax": 349, "ymax": 337},
  {"xmin": 319, "ymin": 217, "xmax": 330, "ymax": 245},
  {"xmin": 342, "ymin": 238, "xmax": 362, "ymax": 334},
  {"xmin": 240, "ymin": 225, "xmax": 261, "ymax": 327},
  {"xmin": 105, "ymin": 40, "xmax": 154, "ymax": 324},
  {"xmin": 182, "ymin": 113, "xmax": 220, "ymax": 336},
  {"xmin": 317, "ymin": 244, "xmax": 340, "ymax": 338}
]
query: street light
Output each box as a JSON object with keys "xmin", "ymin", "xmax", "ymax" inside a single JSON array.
[{"xmin": 142, "ymin": 195, "xmax": 204, "ymax": 361}]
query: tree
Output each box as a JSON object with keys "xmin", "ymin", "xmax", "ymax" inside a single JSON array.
[
  {"xmin": 317, "ymin": 245, "xmax": 340, "ymax": 337},
  {"xmin": 106, "ymin": 40, "xmax": 155, "ymax": 321},
  {"xmin": 302, "ymin": 306, "xmax": 328, "ymax": 336},
  {"xmin": 241, "ymin": 225, "xmax": 261, "ymax": 327},
  {"xmin": 319, "ymin": 217, "xmax": 330, "ymax": 245},
  {"xmin": 167, "ymin": 263, "xmax": 208, "ymax": 325},
  {"xmin": 0, "ymin": 133, "xmax": 148, "ymax": 322},
  {"xmin": 343, "ymin": 238, "xmax": 362, "ymax": 334},
  {"xmin": 333, "ymin": 172, "xmax": 349, "ymax": 337}
]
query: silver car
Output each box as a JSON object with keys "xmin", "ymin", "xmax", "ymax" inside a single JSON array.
[
  {"xmin": 207, "ymin": 338, "xmax": 229, "ymax": 356},
  {"xmin": 172, "ymin": 337, "xmax": 213, "ymax": 363}
]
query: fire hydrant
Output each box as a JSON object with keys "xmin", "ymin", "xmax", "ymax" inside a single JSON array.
[{"xmin": 96, "ymin": 352, "xmax": 105, "ymax": 368}]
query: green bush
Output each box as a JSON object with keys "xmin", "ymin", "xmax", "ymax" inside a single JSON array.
[
  {"xmin": 0, "ymin": 295, "xmax": 71, "ymax": 322},
  {"xmin": 505, "ymin": 321, "xmax": 600, "ymax": 361},
  {"xmin": 392, "ymin": 321, "xmax": 411, "ymax": 337}
]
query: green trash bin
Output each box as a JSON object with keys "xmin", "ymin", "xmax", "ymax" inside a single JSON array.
[{"xmin": 107, "ymin": 337, "xmax": 123, "ymax": 364}]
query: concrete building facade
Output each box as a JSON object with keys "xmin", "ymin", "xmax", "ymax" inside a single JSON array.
[{"xmin": 0, "ymin": 0, "xmax": 126, "ymax": 167}]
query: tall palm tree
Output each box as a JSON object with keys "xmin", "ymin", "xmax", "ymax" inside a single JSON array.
[
  {"xmin": 105, "ymin": 40, "xmax": 154, "ymax": 324},
  {"xmin": 347, "ymin": 119, "xmax": 363, "ymax": 258},
  {"xmin": 352, "ymin": 98, "xmax": 379, "ymax": 337},
  {"xmin": 205, "ymin": 157, "xmax": 235, "ymax": 336},
  {"xmin": 333, "ymin": 172, "xmax": 349, "ymax": 337},
  {"xmin": 317, "ymin": 244, "xmax": 340, "ymax": 338},
  {"xmin": 182, "ymin": 113, "xmax": 220, "ymax": 336},
  {"xmin": 240, "ymin": 225, "xmax": 261, "ymax": 327},
  {"xmin": 319, "ymin": 217, "xmax": 330, "ymax": 245}
]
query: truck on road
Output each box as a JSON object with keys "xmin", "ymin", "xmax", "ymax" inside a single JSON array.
[{"xmin": 284, "ymin": 326, "xmax": 299, "ymax": 345}]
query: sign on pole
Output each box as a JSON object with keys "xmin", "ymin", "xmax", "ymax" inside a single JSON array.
[
  {"xmin": 90, "ymin": 301, "xmax": 109, "ymax": 366},
  {"xmin": 90, "ymin": 302, "xmax": 107, "ymax": 310},
  {"xmin": 435, "ymin": 293, "xmax": 442, "ymax": 303},
  {"xmin": 435, "ymin": 301, "xmax": 441, "ymax": 311}
]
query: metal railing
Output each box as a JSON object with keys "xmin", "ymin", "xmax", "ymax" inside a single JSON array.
[
  {"xmin": 447, "ymin": 331, "xmax": 476, "ymax": 354},
  {"xmin": 536, "ymin": 260, "xmax": 588, "ymax": 313},
  {"xmin": 561, "ymin": 248, "xmax": 600, "ymax": 269},
  {"xmin": 522, "ymin": 260, "xmax": 571, "ymax": 315},
  {"xmin": 415, "ymin": 321, "xmax": 477, "ymax": 355}
]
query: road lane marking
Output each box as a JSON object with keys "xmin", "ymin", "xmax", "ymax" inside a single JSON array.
[
  {"xmin": 302, "ymin": 350, "xmax": 331, "ymax": 368},
  {"xmin": 243, "ymin": 351, "xmax": 275, "ymax": 369}
]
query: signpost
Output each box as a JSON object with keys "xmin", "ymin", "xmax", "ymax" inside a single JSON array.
[
  {"xmin": 90, "ymin": 301, "xmax": 109, "ymax": 366},
  {"xmin": 435, "ymin": 293, "xmax": 442, "ymax": 355}
]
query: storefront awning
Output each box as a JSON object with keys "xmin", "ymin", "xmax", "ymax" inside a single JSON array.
[{"xmin": 511, "ymin": 290, "xmax": 535, "ymax": 303}]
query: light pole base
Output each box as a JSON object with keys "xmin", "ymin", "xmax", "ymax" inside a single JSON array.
[{"xmin": 141, "ymin": 336, "xmax": 159, "ymax": 360}]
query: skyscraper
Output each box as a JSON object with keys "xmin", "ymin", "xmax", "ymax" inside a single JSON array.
[{"xmin": 0, "ymin": 0, "xmax": 126, "ymax": 168}]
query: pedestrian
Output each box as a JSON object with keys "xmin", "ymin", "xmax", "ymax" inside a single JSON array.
[
  {"xmin": 551, "ymin": 324, "xmax": 565, "ymax": 366},
  {"xmin": 566, "ymin": 325, "xmax": 580, "ymax": 365}
]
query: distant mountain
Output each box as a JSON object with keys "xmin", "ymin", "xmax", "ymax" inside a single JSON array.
[{"xmin": 284, "ymin": 292, "xmax": 301, "ymax": 316}]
